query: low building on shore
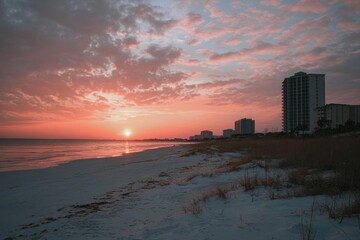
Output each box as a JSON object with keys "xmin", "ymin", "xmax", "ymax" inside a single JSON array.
[
  {"xmin": 315, "ymin": 103, "xmax": 360, "ymax": 129},
  {"xmin": 189, "ymin": 130, "xmax": 214, "ymax": 140},
  {"xmin": 235, "ymin": 118, "xmax": 255, "ymax": 134},
  {"xmin": 189, "ymin": 135, "xmax": 202, "ymax": 140},
  {"xmin": 223, "ymin": 129, "xmax": 235, "ymax": 138},
  {"xmin": 200, "ymin": 130, "xmax": 213, "ymax": 139}
]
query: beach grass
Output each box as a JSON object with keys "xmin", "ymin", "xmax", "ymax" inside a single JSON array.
[
  {"xmin": 187, "ymin": 136, "xmax": 360, "ymax": 191},
  {"xmin": 184, "ymin": 135, "xmax": 360, "ymax": 218}
]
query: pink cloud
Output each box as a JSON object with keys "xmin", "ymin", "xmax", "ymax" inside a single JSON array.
[
  {"xmin": 215, "ymin": 8, "xmax": 285, "ymax": 39},
  {"xmin": 0, "ymin": 0, "xmax": 193, "ymax": 126},
  {"xmin": 341, "ymin": 0, "xmax": 360, "ymax": 14},
  {"xmin": 208, "ymin": 41, "xmax": 287, "ymax": 64},
  {"xmin": 179, "ymin": 12, "xmax": 205, "ymax": 34},
  {"xmin": 193, "ymin": 78, "xmax": 244, "ymax": 90},
  {"xmin": 336, "ymin": 6, "xmax": 360, "ymax": 31},
  {"xmin": 216, "ymin": 37, "xmax": 241, "ymax": 46},
  {"xmin": 193, "ymin": 27, "xmax": 233, "ymax": 39},
  {"xmin": 187, "ymin": 38, "xmax": 201, "ymax": 46},
  {"xmin": 208, "ymin": 51, "xmax": 239, "ymax": 63},
  {"xmin": 177, "ymin": 9, "xmax": 238, "ymax": 41},
  {"xmin": 177, "ymin": 58, "xmax": 202, "ymax": 66},
  {"xmin": 123, "ymin": 85, "xmax": 184, "ymax": 105},
  {"xmin": 204, "ymin": 0, "xmax": 225, "ymax": 18},
  {"xmin": 122, "ymin": 36, "xmax": 139, "ymax": 48},
  {"xmin": 261, "ymin": 0, "xmax": 281, "ymax": 7},
  {"xmin": 177, "ymin": 3, "xmax": 285, "ymax": 44},
  {"xmin": 177, "ymin": 12, "xmax": 231, "ymax": 43},
  {"xmin": 196, "ymin": 48, "xmax": 215, "ymax": 57},
  {"xmin": 282, "ymin": 16, "xmax": 334, "ymax": 47},
  {"xmin": 282, "ymin": 0, "xmax": 330, "ymax": 14},
  {"xmin": 203, "ymin": 74, "xmax": 282, "ymax": 109}
]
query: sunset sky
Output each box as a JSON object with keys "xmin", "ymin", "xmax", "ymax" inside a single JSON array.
[{"xmin": 0, "ymin": 0, "xmax": 359, "ymax": 139}]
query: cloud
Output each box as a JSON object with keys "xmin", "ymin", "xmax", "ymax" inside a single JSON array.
[
  {"xmin": 208, "ymin": 41, "xmax": 287, "ymax": 63},
  {"xmin": 282, "ymin": 0, "xmax": 330, "ymax": 14},
  {"xmin": 199, "ymin": 74, "xmax": 282, "ymax": 114},
  {"xmin": 179, "ymin": 12, "xmax": 205, "ymax": 34},
  {"xmin": 203, "ymin": 0, "xmax": 225, "ymax": 18},
  {"xmin": 177, "ymin": 58, "xmax": 202, "ymax": 66},
  {"xmin": 187, "ymin": 38, "xmax": 201, "ymax": 46},
  {"xmin": 122, "ymin": 36, "xmax": 139, "ymax": 48},
  {"xmin": 281, "ymin": 15, "xmax": 333, "ymax": 46},
  {"xmin": 178, "ymin": 10, "xmax": 233, "ymax": 41},
  {"xmin": 0, "ymin": 0, "xmax": 188, "ymax": 124},
  {"xmin": 336, "ymin": 6, "xmax": 360, "ymax": 31},
  {"xmin": 261, "ymin": 0, "xmax": 281, "ymax": 7},
  {"xmin": 340, "ymin": 0, "xmax": 360, "ymax": 14},
  {"xmin": 216, "ymin": 37, "xmax": 241, "ymax": 46},
  {"xmin": 193, "ymin": 78, "xmax": 245, "ymax": 90}
]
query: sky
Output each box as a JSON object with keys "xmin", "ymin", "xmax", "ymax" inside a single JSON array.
[{"xmin": 0, "ymin": 0, "xmax": 359, "ymax": 139}]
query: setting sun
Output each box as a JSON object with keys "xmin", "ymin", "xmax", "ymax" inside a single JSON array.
[{"xmin": 123, "ymin": 129, "xmax": 132, "ymax": 137}]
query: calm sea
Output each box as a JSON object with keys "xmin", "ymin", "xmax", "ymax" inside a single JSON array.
[{"xmin": 0, "ymin": 139, "xmax": 189, "ymax": 172}]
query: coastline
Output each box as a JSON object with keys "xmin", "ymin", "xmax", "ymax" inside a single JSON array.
[
  {"xmin": 0, "ymin": 141, "xmax": 191, "ymax": 173},
  {"xmin": 1, "ymin": 140, "xmax": 359, "ymax": 240}
]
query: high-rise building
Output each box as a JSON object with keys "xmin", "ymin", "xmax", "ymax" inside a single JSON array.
[
  {"xmin": 235, "ymin": 118, "xmax": 255, "ymax": 134},
  {"xmin": 282, "ymin": 72, "xmax": 325, "ymax": 133}
]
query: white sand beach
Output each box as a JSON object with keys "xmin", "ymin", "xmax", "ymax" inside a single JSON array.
[{"xmin": 1, "ymin": 144, "xmax": 359, "ymax": 240}]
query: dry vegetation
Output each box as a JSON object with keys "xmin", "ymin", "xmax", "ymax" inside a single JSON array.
[
  {"xmin": 184, "ymin": 136, "xmax": 360, "ymax": 219},
  {"xmin": 187, "ymin": 136, "xmax": 360, "ymax": 191},
  {"xmin": 182, "ymin": 186, "xmax": 233, "ymax": 215}
]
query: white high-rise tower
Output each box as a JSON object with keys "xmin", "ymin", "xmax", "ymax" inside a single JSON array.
[{"xmin": 282, "ymin": 72, "xmax": 325, "ymax": 133}]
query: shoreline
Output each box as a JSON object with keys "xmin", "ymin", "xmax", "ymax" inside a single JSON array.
[{"xmin": 0, "ymin": 142, "xmax": 191, "ymax": 173}]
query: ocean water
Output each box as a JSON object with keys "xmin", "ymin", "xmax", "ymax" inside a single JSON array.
[{"xmin": 0, "ymin": 139, "xmax": 189, "ymax": 172}]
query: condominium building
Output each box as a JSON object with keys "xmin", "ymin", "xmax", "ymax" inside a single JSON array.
[
  {"xmin": 282, "ymin": 72, "xmax": 325, "ymax": 133},
  {"xmin": 223, "ymin": 129, "xmax": 235, "ymax": 138},
  {"xmin": 200, "ymin": 130, "xmax": 213, "ymax": 139},
  {"xmin": 189, "ymin": 130, "xmax": 214, "ymax": 140},
  {"xmin": 350, "ymin": 105, "xmax": 360, "ymax": 124},
  {"xmin": 315, "ymin": 104, "xmax": 360, "ymax": 129},
  {"xmin": 235, "ymin": 118, "xmax": 255, "ymax": 134}
]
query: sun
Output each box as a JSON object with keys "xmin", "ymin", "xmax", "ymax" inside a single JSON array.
[{"xmin": 123, "ymin": 129, "xmax": 132, "ymax": 137}]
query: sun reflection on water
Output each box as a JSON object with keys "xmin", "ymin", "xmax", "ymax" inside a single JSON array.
[{"xmin": 124, "ymin": 141, "xmax": 130, "ymax": 154}]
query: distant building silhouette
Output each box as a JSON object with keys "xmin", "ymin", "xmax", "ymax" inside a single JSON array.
[
  {"xmin": 223, "ymin": 129, "xmax": 235, "ymax": 138},
  {"xmin": 200, "ymin": 130, "xmax": 213, "ymax": 139},
  {"xmin": 189, "ymin": 135, "xmax": 202, "ymax": 140},
  {"xmin": 315, "ymin": 104, "xmax": 360, "ymax": 129},
  {"xmin": 282, "ymin": 72, "xmax": 325, "ymax": 133},
  {"xmin": 189, "ymin": 130, "xmax": 214, "ymax": 140},
  {"xmin": 235, "ymin": 118, "xmax": 255, "ymax": 134}
]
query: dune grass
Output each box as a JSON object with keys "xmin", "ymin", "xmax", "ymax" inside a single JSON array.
[
  {"xmin": 187, "ymin": 136, "xmax": 360, "ymax": 192},
  {"xmin": 184, "ymin": 135, "xmax": 360, "ymax": 218}
]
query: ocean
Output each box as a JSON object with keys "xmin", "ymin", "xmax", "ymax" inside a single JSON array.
[{"xmin": 0, "ymin": 139, "xmax": 189, "ymax": 172}]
